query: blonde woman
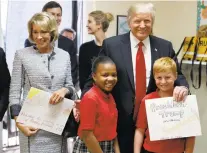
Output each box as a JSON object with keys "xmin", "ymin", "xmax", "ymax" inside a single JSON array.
[
  {"xmin": 79, "ymin": 10, "xmax": 114, "ymax": 91},
  {"xmin": 9, "ymin": 12, "xmax": 76, "ymax": 153}
]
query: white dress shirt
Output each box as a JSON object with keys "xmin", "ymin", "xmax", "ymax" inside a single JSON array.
[
  {"xmin": 130, "ymin": 32, "xmax": 152, "ymax": 89},
  {"xmin": 55, "ymin": 39, "xmax": 58, "ymax": 47}
]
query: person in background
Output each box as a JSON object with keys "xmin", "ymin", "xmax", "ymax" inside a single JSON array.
[
  {"xmin": 9, "ymin": 12, "xmax": 76, "ymax": 153},
  {"xmin": 24, "ymin": 1, "xmax": 78, "ymax": 86},
  {"xmin": 79, "ymin": 10, "xmax": 114, "ymax": 91},
  {"xmin": 134, "ymin": 57, "xmax": 195, "ymax": 153},
  {"xmin": 60, "ymin": 28, "xmax": 76, "ymax": 41},
  {"xmin": 73, "ymin": 56, "xmax": 120, "ymax": 153},
  {"xmin": 0, "ymin": 47, "xmax": 10, "ymax": 121},
  {"xmin": 81, "ymin": 3, "xmax": 189, "ymax": 153}
]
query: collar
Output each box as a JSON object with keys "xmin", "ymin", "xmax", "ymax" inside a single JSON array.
[
  {"xmin": 33, "ymin": 45, "xmax": 56, "ymax": 56},
  {"xmin": 93, "ymin": 39, "xmax": 102, "ymax": 47},
  {"xmin": 130, "ymin": 31, "xmax": 150, "ymax": 48},
  {"xmin": 93, "ymin": 84, "xmax": 111, "ymax": 100}
]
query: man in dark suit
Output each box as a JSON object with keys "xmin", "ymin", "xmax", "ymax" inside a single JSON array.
[
  {"xmin": 24, "ymin": 1, "xmax": 78, "ymax": 86},
  {"xmin": 82, "ymin": 3, "xmax": 189, "ymax": 153},
  {"xmin": 0, "ymin": 47, "xmax": 10, "ymax": 121},
  {"xmin": 60, "ymin": 28, "xmax": 76, "ymax": 41}
]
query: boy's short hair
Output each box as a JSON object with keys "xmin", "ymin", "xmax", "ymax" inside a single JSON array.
[
  {"xmin": 92, "ymin": 56, "xmax": 115, "ymax": 73},
  {"xmin": 153, "ymin": 57, "xmax": 177, "ymax": 76}
]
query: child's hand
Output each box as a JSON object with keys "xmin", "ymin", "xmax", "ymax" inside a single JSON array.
[
  {"xmin": 73, "ymin": 100, "xmax": 81, "ymax": 122},
  {"xmin": 73, "ymin": 108, "xmax": 80, "ymax": 122},
  {"xmin": 74, "ymin": 99, "xmax": 81, "ymax": 109}
]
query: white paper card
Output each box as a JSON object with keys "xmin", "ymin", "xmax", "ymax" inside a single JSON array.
[
  {"xmin": 17, "ymin": 87, "xmax": 74, "ymax": 135},
  {"xmin": 145, "ymin": 95, "xmax": 202, "ymax": 141}
]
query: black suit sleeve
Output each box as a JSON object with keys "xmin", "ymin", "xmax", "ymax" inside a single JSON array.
[
  {"xmin": 69, "ymin": 41, "xmax": 78, "ymax": 86},
  {"xmin": 24, "ymin": 39, "xmax": 33, "ymax": 47},
  {"xmin": 169, "ymin": 42, "xmax": 189, "ymax": 89},
  {"xmin": 79, "ymin": 45, "xmax": 88, "ymax": 90},
  {"xmin": 0, "ymin": 48, "xmax": 11, "ymax": 121},
  {"xmin": 58, "ymin": 35, "xmax": 78, "ymax": 86}
]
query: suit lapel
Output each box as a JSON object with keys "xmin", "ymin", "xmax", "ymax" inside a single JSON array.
[
  {"xmin": 120, "ymin": 33, "xmax": 135, "ymax": 92},
  {"xmin": 57, "ymin": 35, "xmax": 62, "ymax": 48},
  {"xmin": 147, "ymin": 35, "xmax": 160, "ymax": 91},
  {"xmin": 150, "ymin": 35, "xmax": 160, "ymax": 67},
  {"xmin": 119, "ymin": 35, "xmax": 161, "ymax": 92}
]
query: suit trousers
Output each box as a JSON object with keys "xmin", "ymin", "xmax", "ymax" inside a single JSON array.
[{"xmin": 117, "ymin": 113, "xmax": 135, "ymax": 153}]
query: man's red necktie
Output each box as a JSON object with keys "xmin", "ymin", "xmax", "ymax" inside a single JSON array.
[{"xmin": 133, "ymin": 42, "xmax": 146, "ymax": 121}]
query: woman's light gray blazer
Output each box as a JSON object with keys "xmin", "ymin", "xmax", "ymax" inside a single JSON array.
[{"xmin": 9, "ymin": 46, "xmax": 76, "ymax": 117}]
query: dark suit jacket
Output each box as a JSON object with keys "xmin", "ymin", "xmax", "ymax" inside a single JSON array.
[
  {"xmin": 83, "ymin": 32, "xmax": 189, "ymax": 118},
  {"xmin": 0, "ymin": 47, "xmax": 11, "ymax": 121},
  {"xmin": 24, "ymin": 35, "xmax": 78, "ymax": 85},
  {"xmin": 82, "ymin": 33, "xmax": 189, "ymax": 153}
]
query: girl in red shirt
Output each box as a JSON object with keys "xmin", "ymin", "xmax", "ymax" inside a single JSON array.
[{"xmin": 73, "ymin": 56, "xmax": 120, "ymax": 153}]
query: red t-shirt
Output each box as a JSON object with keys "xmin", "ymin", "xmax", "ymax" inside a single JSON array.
[
  {"xmin": 78, "ymin": 85, "xmax": 118, "ymax": 141},
  {"xmin": 136, "ymin": 91, "xmax": 185, "ymax": 153}
]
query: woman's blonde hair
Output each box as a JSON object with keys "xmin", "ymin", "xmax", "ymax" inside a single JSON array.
[
  {"xmin": 89, "ymin": 10, "xmax": 114, "ymax": 32},
  {"xmin": 28, "ymin": 12, "xmax": 58, "ymax": 43},
  {"xmin": 153, "ymin": 57, "xmax": 177, "ymax": 76}
]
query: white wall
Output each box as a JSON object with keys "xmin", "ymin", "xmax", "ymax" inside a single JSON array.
[
  {"xmin": 84, "ymin": 1, "xmax": 197, "ymax": 51},
  {"xmin": 5, "ymin": 0, "xmax": 72, "ymax": 72},
  {"xmin": 0, "ymin": 1, "xmax": 3, "ymax": 47},
  {"xmin": 83, "ymin": 1, "xmax": 206, "ymax": 153}
]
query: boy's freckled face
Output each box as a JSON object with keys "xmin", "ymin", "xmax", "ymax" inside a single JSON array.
[
  {"xmin": 154, "ymin": 71, "xmax": 177, "ymax": 92},
  {"xmin": 93, "ymin": 63, "xmax": 118, "ymax": 92}
]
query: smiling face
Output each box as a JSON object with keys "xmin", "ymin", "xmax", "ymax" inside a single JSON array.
[
  {"xmin": 128, "ymin": 13, "xmax": 153, "ymax": 41},
  {"xmin": 32, "ymin": 24, "xmax": 51, "ymax": 50},
  {"xmin": 92, "ymin": 63, "xmax": 117, "ymax": 92},
  {"xmin": 46, "ymin": 7, "xmax": 62, "ymax": 26},
  {"xmin": 86, "ymin": 16, "xmax": 101, "ymax": 35},
  {"xmin": 154, "ymin": 70, "xmax": 177, "ymax": 93}
]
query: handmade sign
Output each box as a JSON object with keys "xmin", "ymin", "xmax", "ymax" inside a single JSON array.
[
  {"xmin": 17, "ymin": 87, "xmax": 74, "ymax": 135},
  {"xmin": 145, "ymin": 95, "xmax": 202, "ymax": 141}
]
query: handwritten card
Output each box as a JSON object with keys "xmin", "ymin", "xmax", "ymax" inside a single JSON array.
[
  {"xmin": 145, "ymin": 95, "xmax": 202, "ymax": 141},
  {"xmin": 17, "ymin": 87, "xmax": 75, "ymax": 135}
]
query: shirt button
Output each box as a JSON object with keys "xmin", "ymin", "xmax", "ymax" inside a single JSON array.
[
  {"xmin": 43, "ymin": 61, "xmax": 46, "ymax": 63},
  {"xmin": 51, "ymin": 75, "xmax": 54, "ymax": 79},
  {"xmin": 48, "ymin": 86, "xmax": 51, "ymax": 89}
]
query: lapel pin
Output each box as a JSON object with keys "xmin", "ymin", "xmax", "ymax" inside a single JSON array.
[{"xmin": 155, "ymin": 48, "xmax": 158, "ymax": 52}]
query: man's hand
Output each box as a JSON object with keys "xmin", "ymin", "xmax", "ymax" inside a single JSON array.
[
  {"xmin": 16, "ymin": 123, "xmax": 38, "ymax": 137},
  {"xmin": 173, "ymin": 86, "xmax": 188, "ymax": 102}
]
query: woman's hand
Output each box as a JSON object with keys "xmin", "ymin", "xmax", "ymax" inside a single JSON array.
[
  {"xmin": 14, "ymin": 116, "xmax": 38, "ymax": 137},
  {"xmin": 49, "ymin": 88, "xmax": 69, "ymax": 105},
  {"xmin": 16, "ymin": 122, "xmax": 38, "ymax": 137}
]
